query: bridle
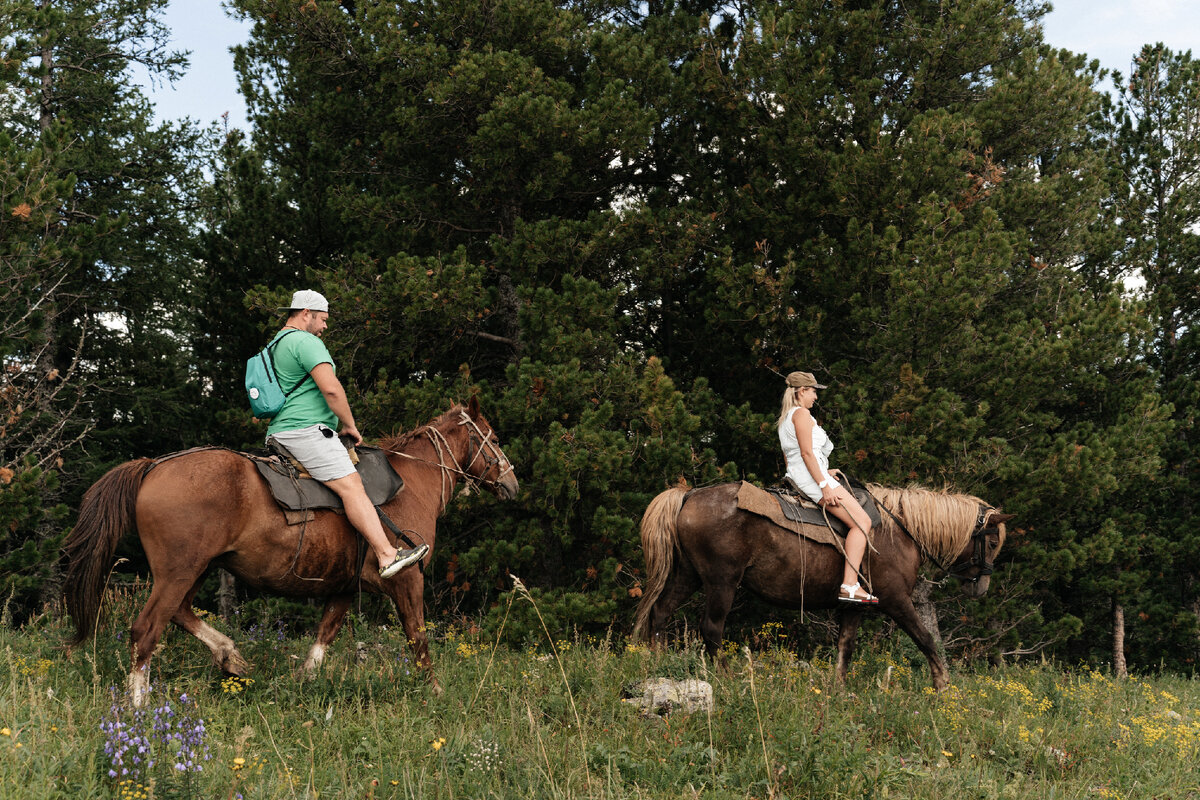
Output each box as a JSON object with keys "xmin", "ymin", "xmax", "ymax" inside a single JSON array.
[
  {"xmin": 945, "ymin": 505, "xmax": 999, "ymax": 582},
  {"xmin": 384, "ymin": 411, "xmax": 515, "ymax": 508}
]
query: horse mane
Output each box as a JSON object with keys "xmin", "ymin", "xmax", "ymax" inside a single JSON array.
[
  {"xmin": 866, "ymin": 483, "xmax": 1000, "ymax": 564},
  {"xmin": 377, "ymin": 404, "xmax": 467, "ymax": 452}
]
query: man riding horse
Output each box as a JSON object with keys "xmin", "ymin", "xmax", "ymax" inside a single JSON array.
[{"xmin": 263, "ymin": 289, "xmax": 427, "ymax": 578}]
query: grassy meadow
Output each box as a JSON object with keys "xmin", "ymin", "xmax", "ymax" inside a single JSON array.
[{"xmin": 2, "ymin": 582, "xmax": 1199, "ymax": 799}]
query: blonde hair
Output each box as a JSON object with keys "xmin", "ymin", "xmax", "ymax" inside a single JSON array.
[{"xmin": 775, "ymin": 386, "xmax": 803, "ymax": 429}]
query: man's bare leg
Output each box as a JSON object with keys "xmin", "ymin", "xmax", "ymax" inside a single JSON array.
[{"xmin": 324, "ymin": 472, "xmax": 426, "ymax": 577}]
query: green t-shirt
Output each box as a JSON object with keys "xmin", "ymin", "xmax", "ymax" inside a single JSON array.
[{"xmin": 265, "ymin": 329, "xmax": 339, "ymax": 435}]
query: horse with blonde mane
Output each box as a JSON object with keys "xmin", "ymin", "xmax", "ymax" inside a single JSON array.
[
  {"xmin": 63, "ymin": 398, "xmax": 518, "ymax": 705},
  {"xmin": 633, "ymin": 482, "xmax": 1012, "ymax": 690}
]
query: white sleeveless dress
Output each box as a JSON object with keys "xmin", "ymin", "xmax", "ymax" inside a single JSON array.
[{"xmin": 778, "ymin": 406, "xmax": 835, "ymax": 503}]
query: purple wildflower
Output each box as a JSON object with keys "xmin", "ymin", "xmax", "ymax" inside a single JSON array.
[{"xmin": 99, "ymin": 685, "xmax": 210, "ymax": 786}]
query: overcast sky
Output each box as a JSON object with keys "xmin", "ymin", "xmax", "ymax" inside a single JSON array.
[{"xmin": 138, "ymin": 0, "xmax": 1200, "ymax": 130}]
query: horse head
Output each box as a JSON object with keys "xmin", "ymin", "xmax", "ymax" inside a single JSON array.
[
  {"xmin": 454, "ymin": 395, "xmax": 519, "ymax": 501},
  {"xmin": 947, "ymin": 508, "xmax": 1012, "ymax": 598}
]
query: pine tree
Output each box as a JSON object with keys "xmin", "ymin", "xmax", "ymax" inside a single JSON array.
[
  {"xmin": 1111, "ymin": 44, "xmax": 1200, "ymax": 667},
  {"xmin": 219, "ymin": 0, "xmax": 719, "ymax": 629},
  {"xmin": 213, "ymin": 0, "xmax": 1175, "ymax": 662},
  {"xmin": 11, "ymin": 0, "xmax": 211, "ymax": 477},
  {"xmin": 626, "ymin": 0, "xmax": 1171, "ymax": 661},
  {"xmin": 0, "ymin": 18, "xmax": 80, "ymax": 619},
  {"xmin": 0, "ymin": 0, "xmax": 213, "ymax": 618}
]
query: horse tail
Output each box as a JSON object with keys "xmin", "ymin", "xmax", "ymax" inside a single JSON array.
[
  {"xmin": 633, "ymin": 486, "xmax": 688, "ymax": 641},
  {"xmin": 63, "ymin": 459, "xmax": 151, "ymax": 645}
]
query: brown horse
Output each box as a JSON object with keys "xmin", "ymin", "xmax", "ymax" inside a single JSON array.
[
  {"xmin": 633, "ymin": 482, "xmax": 1011, "ymax": 690},
  {"xmin": 63, "ymin": 397, "xmax": 518, "ymax": 705}
]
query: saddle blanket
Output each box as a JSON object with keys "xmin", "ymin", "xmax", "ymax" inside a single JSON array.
[
  {"xmin": 253, "ymin": 446, "xmax": 404, "ymax": 512},
  {"xmin": 734, "ymin": 481, "xmax": 881, "ymax": 546}
]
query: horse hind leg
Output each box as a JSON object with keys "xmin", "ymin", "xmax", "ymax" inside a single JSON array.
[
  {"xmin": 171, "ymin": 583, "xmax": 250, "ymax": 678},
  {"xmin": 699, "ymin": 583, "xmax": 736, "ymax": 660},
  {"xmin": 128, "ymin": 578, "xmax": 197, "ymax": 707},
  {"xmin": 646, "ymin": 558, "xmax": 700, "ymax": 648},
  {"xmin": 300, "ymin": 595, "xmax": 353, "ymax": 676}
]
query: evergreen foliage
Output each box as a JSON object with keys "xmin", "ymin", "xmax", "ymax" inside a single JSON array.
[
  {"xmin": 0, "ymin": 18, "xmax": 83, "ymax": 619},
  {"xmin": 201, "ymin": 0, "xmax": 1182, "ymax": 660},
  {"xmin": 7, "ymin": 0, "xmax": 211, "ymax": 476},
  {"xmin": 2, "ymin": 0, "xmax": 1195, "ymax": 671}
]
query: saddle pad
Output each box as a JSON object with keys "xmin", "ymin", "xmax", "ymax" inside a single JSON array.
[
  {"xmin": 254, "ymin": 446, "xmax": 404, "ymax": 512},
  {"xmin": 734, "ymin": 481, "xmax": 880, "ymax": 545}
]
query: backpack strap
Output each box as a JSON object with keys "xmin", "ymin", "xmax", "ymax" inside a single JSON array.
[{"xmin": 267, "ymin": 330, "xmax": 314, "ymax": 397}]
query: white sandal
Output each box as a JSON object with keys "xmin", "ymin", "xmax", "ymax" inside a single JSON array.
[{"xmin": 837, "ymin": 582, "xmax": 879, "ymax": 605}]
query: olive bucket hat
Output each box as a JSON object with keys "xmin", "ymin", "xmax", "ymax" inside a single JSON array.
[{"xmin": 785, "ymin": 371, "xmax": 828, "ymax": 389}]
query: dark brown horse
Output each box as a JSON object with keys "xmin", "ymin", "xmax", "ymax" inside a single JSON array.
[
  {"xmin": 63, "ymin": 397, "xmax": 518, "ymax": 705},
  {"xmin": 633, "ymin": 482, "xmax": 1011, "ymax": 690}
]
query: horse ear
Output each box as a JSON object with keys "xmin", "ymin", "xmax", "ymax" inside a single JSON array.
[
  {"xmin": 986, "ymin": 511, "xmax": 1015, "ymax": 527},
  {"xmin": 467, "ymin": 394, "xmax": 480, "ymax": 419}
]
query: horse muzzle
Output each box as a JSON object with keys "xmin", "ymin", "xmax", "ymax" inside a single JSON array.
[
  {"xmin": 495, "ymin": 474, "xmax": 519, "ymax": 501},
  {"xmin": 958, "ymin": 574, "xmax": 991, "ymax": 598}
]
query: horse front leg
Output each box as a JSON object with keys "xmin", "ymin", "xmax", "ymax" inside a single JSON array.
[
  {"xmin": 835, "ymin": 608, "xmax": 864, "ymax": 687},
  {"xmin": 387, "ymin": 572, "xmax": 442, "ymax": 696},
  {"xmin": 886, "ymin": 597, "xmax": 949, "ymax": 691},
  {"xmin": 301, "ymin": 595, "xmax": 353, "ymax": 676}
]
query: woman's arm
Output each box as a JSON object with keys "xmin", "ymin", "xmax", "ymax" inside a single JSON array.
[{"xmin": 792, "ymin": 409, "xmax": 839, "ymax": 506}]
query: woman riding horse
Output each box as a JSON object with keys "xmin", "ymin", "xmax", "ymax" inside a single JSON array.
[
  {"xmin": 778, "ymin": 371, "xmax": 878, "ymax": 605},
  {"xmin": 635, "ymin": 373, "xmax": 1014, "ymax": 690}
]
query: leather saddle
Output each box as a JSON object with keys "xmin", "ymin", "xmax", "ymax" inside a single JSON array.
[
  {"xmin": 252, "ymin": 445, "xmax": 404, "ymax": 512},
  {"xmin": 766, "ymin": 477, "xmax": 881, "ymax": 537}
]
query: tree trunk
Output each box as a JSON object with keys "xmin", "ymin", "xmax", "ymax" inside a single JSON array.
[
  {"xmin": 39, "ymin": 0, "xmax": 53, "ymax": 135},
  {"xmin": 1113, "ymin": 597, "xmax": 1128, "ymax": 678},
  {"xmin": 1192, "ymin": 596, "xmax": 1200, "ymax": 658},
  {"xmin": 912, "ymin": 578, "xmax": 946, "ymax": 664},
  {"xmin": 217, "ymin": 569, "xmax": 237, "ymax": 620}
]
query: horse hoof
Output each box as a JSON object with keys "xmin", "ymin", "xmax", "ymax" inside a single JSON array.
[{"xmin": 222, "ymin": 652, "xmax": 252, "ymax": 676}]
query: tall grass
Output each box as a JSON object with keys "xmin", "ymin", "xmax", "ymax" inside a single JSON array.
[{"xmin": 2, "ymin": 582, "xmax": 1199, "ymax": 799}]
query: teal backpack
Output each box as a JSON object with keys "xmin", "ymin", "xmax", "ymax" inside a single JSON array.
[{"xmin": 245, "ymin": 330, "xmax": 308, "ymax": 419}]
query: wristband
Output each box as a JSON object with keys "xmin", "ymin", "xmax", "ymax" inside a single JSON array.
[{"xmin": 818, "ymin": 477, "xmax": 835, "ymax": 489}]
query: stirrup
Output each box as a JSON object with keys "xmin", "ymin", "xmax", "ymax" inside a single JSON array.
[
  {"xmin": 837, "ymin": 582, "xmax": 878, "ymax": 605},
  {"xmin": 380, "ymin": 544, "xmax": 429, "ymax": 578}
]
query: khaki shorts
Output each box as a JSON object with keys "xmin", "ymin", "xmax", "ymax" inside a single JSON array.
[{"xmin": 266, "ymin": 424, "xmax": 355, "ymax": 482}]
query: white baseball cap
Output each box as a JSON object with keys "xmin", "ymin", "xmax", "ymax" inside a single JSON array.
[{"xmin": 277, "ymin": 289, "xmax": 329, "ymax": 313}]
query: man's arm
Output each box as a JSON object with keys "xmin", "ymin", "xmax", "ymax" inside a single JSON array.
[{"xmin": 309, "ymin": 362, "xmax": 363, "ymax": 445}]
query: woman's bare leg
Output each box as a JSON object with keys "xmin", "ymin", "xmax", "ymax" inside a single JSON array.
[{"xmin": 821, "ymin": 487, "xmax": 874, "ymax": 592}]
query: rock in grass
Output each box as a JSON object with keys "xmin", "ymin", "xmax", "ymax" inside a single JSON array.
[{"xmin": 621, "ymin": 678, "xmax": 713, "ymax": 716}]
